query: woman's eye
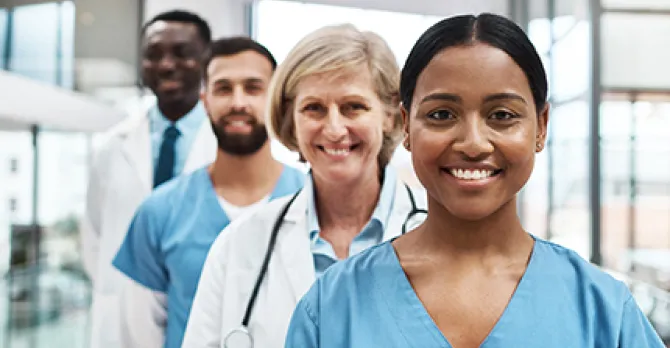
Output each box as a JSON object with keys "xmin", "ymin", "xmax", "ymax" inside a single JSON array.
[
  {"xmin": 490, "ymin": 110, "xmax": 517, "ymax": 121},
  {"xmin": 302, "ymin": 103, "xmax": 323, "ymax": 112},
  {"xmin": 341, "ymin": 103, "xmax": 368, "ymax": 114},
  {"xmin": 426, "ymin": 110, "xmax": 454, "ymax": 120}
]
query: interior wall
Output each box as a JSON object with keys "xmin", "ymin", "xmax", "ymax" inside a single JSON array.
[
  {"xmin": 144, "ymin": 0, "xmax": 249, "ymax": 38},
  {"xmin": 73, "ymin": 0, "xmax": 141, "ymax": 93}
]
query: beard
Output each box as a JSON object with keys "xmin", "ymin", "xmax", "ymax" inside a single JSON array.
[{"xmin": 210, "ymin": 113, "xmax": 269, "ymax": 156}]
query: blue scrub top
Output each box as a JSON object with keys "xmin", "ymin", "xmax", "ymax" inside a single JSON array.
[
  {"xmin": 285, "ymin": 236, "xmax": 665, "ymax": 347},
  {"xmin": 113, "ymin": 165, "xmax": 305, "ymax": 348}
]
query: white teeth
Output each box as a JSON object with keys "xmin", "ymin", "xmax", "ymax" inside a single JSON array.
[
  {"xmin": 231, "ymin": 120, "xmax": 247, "ymax": 126},
  {"xmin": 449, "ymin": 169, "xmax": 494, "ymax": 180},
  {"xmin": 324, "ymin": 148, "xmax": 350, "ymax": 156}
]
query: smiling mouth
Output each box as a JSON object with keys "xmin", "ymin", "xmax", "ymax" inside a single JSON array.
[
  {"xmin": 442, "ymin": 168, "xmax": 504, "ymax": 180},
  {"xmin": 158, "ymin": 80, "xmax": 182, "ymax": 90},
  {"xmin": 317, "ymin": 144, "xmax": 359, "ymax": 156}
]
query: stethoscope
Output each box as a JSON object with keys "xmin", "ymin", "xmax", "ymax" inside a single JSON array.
[{"xmin": 223, "ymin": 184, "xmax": 427, "ymax": 348}]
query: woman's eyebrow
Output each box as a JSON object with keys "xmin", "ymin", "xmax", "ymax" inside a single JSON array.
[
  {"xmin": 419, "ymin": 93, "xmax": 462, "ymax": 105},
  {"xmin": 483, "ymin": 93, "xmax": 527, "ymax": 105}
]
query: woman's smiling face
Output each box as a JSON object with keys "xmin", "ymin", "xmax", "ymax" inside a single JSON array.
[{"xmin": 404, "ymin": 42, "xmax": 548, "ymax": 221}]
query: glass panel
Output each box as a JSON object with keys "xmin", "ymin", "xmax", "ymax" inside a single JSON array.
[
  {"xmin": 602, "ymin": 13, "xmax": 670, "ymax": 90},
  {"xmin": 548, "ymin": 101, "xmax": 590, "ymax": 258},
  {"xmin": 0, "ymin": 8, "xmax": 7, "ymax": 69},
  {"xmin": 552, "ymin": 18, "xmax": 589, "ymax": 102},
  {"xmin": 601, "ymin": 99, "xmax": 670, "ymax": 270},
  {"xmin": 524, "ymin": 0, "xmax": 592, "ymax": 259},
  {"xmin": 2, "ymin": 2, "xmax": 88, "ymax": 346},
  {"xmin": 601, "ymin": 98, "xmax": 670, "ymax": 340},
  {"xmin": 603, "ymin": 0, "xmax": 670, "ymax": 9},
  {"xmin": 1, "ymin": 130, "xmax": 91, "ymax": 348},
  {"xmin": 9, "ymin": 2, "xmax": 60, "ymax": 83},
  {"xmin": 34, "ymin": 131, "xmax": 91, "ymax": 348},
  {"xmin": 58, "ymin": 1, "xmax": 75, "ymax": 89},
  {"xmin": 0, "ymin": 131, "xmax": 37, "ymax": 348}
]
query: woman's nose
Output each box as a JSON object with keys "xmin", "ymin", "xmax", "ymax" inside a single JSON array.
[
  {"xmin": 323, "ymin": 108, "xmax": 348, "ymax": 140},
  {"xmin": 451, "ymin": 117, "xmax": 494, "ymax": 159}
]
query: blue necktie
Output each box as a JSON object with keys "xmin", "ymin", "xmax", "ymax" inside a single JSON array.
[{"xmin": 153, "ymin": 125, "xmax": 180, "ymax": 188}]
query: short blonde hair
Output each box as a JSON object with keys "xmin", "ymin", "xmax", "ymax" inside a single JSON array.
[{"xmin": 267, "ymin": 24, "xmax": 402, "ymax": 168}]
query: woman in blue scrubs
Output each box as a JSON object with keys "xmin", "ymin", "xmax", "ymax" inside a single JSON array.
[{"xmin": 284, "ymin": 13, "xmax": 665, "ymax": 348}]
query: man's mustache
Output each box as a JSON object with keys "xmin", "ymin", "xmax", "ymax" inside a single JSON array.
[{"xmin": 220, "ymin": 112, "xmax": 257, "ymax": 124}]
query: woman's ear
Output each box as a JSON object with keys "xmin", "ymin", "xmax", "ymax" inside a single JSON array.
[{"xmin": 535, "ymin": 103, "xmax": 550, "ymax": 152}]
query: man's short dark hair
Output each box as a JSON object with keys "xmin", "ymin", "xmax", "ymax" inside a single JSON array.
[
  {"xmin": 142, "ymin": 10, "xmax": 212, "ymax": 44},
  {"xmin": 203, "ymin": 36, "xmax": 277, "ymax": 77}
]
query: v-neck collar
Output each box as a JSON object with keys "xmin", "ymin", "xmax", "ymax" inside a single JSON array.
[
  {"xmin": 199, "ymin": 167, "xmax": 230, "ymax": 230},
  {"xmin": 199, "ymin": 164, "xmax": 300, "ymax": 230},
  {"xmin": 379, "ymin": 235, "xmax": 540, "ymax": 348}
]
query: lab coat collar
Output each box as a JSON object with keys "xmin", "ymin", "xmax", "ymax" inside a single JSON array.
[
  {"xmin": 276, "ymin": 174, "xmax": 425, "ymax": 302},
  {"xmin": 276, "ymin": 188, "xmax": 314, "ymax": 302},
  {"xmin": 281, "ymin": 186, "xmax": 310, "ymax": 223},
  {"xmin": 116, "ymin": 101, "xmax": 217, "ymax": 191},
  {"xmin": 118, "ymin": 103, "xmax": 153, "ymax": 191}
]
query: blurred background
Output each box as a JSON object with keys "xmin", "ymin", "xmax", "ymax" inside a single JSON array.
[{"xmin": 0, "ymin": 0, "xmax": 669, "ymax": 346}]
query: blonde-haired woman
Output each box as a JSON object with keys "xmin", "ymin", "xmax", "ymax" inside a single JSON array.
[{"xmin": 181, "ymin": 24, "xmax": 427, "ymax": 348}]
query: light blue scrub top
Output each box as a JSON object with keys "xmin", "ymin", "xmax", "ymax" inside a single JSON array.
[
  {"xmin": 307, "ymin": 166, "xmax": 397, "ymax": 277},
  {"xmin": 285, "ymin": 236, "xmax": 665, "ymax": 347},
  {"xmin": 149, "ymin": 102, "xmax": 206, "ymax": 176},
  {"xmin": 113, "ymin": 165, "xmax": 305, "ymax": 348}
]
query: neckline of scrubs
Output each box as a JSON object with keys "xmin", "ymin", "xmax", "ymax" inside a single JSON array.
[
  {"xmin": 199, "ymin": 167, "xmax": 230, "ymax": 229},
  {"xmin": 379, "ymin": 235, "xmax": 540, "ymax": 348},
  {"xmin": 200, "ymin": 164, "xmax": 300, "ymax": 210}
]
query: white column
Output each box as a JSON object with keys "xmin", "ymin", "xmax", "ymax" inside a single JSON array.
[{"xmin": 143, "ymin": 0, "xmax": 251, "ymax": 38}]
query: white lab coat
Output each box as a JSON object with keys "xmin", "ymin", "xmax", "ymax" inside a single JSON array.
[
  {"xmin": 181, "ymin": 178, "xmax": 427, "ymax": 348},
  {"xmin": 80, "ymin": 100, "xmax": 216, "ymax": 348}
]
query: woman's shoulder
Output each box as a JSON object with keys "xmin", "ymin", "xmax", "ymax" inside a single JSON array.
[{"xmin": 533, "ymin": 237, "xmax": 631, "ymax": 302}]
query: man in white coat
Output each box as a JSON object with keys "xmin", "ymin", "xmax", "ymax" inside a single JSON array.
[{"xmin": 80, "ymin": 10, "xmax": 216, "ymax": 348}]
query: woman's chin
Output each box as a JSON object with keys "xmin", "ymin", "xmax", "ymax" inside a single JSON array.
[
  {"xmin": 443, "ymin": 204, "xmax": 501, "ymax": 222},
  {"xmin": 312, "ymin": 165, "xmax": 366, "ymax": 185}
]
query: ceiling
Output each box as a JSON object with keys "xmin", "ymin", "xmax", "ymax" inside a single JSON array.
[
  {"xmin": 286, "ymin": 0, "xmax": 509, "ymax": 17},
  {"xmin": 274, "ymin": 0, "xmax": 587, "ymax": 19}
]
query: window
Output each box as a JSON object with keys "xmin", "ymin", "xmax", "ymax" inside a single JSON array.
[
  {"xmin": 9, "ymin": 197, "xmax": 17, "ymax": 212},
  {"xmin": 9, "ymin": 157, "xmax": 18, "ymax": 173},
  {"xmin": 9, "ymin": 1, "xmax": 75, "ymax": 87},
  {"xmin": 0, "ymin": 8, "xmax": 7, "ymax": 69}
]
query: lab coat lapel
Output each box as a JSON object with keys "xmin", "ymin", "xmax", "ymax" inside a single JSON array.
[
  {"xmin": 276, "ymin": 189, "xmax": 316, "ymax": 302},
  {"xmin": 119, "ymin": 106, "xmax": 153, "ymax": 191}
]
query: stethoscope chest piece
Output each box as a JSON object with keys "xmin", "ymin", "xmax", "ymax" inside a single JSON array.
[{"xmin": 223, "ymin": 327, "xmax": 254, "ymax": 348}]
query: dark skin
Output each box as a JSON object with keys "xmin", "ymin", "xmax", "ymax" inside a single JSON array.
[
  {"xmin": 394, "ymin": 43, "xmax": 549, "ymax": 348},
  {"xmin": 141, "ymin": 21, "xmax": 207, "ymax": 122}
]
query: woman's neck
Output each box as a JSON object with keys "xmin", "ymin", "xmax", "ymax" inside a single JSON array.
[
  {"xmin": 417, "ymin": 196, "xmax": 531, "ymax": 258},
  {"xmin": 313, "ymin": 167, "xmax": 382, "ymax": 234}
]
